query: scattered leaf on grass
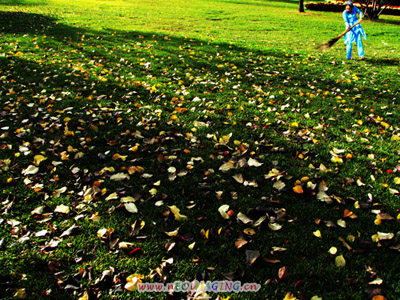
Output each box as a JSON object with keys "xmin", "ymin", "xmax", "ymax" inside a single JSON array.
[
  {"xmin": 125, "ymin": 203, "xmax": 138, "ymax": 213},
  {"xmin": 268, "ymin": 223, "xmax": 282, "ymax": 231},
  {"xmin": 235, "ymin": 238, "xmax": 248, "ymax": 249},
  {"xmin": 293, "ymin": 185, "xmax": 303, "ymax": 194},
  {"xmin": 22, "ymin": 165, "xmax": 39, "ymax": 175},
  {"xmin": 169, "ymin": 205, "xmax": 188, "ymax": 221},
  {"xmin": 125, "ymin": 274, "xmax": 144, "ymax": 291},
  {"xmin": 237, "ymin": 212, "xmax": 253, "ymax": 225},
  {"xmin": 218, "ymin": 204, "xmax": 230, "ymax": 219},
  {"xmin": 245, "ymin": 250, "xmax": 260, "ymax": 265},
  {"xmin": 110, "ymin": 173, "xmax": 130, "ymax": 181},
  {"xmin": 335, "ymin": 255, "xmax": 346, "ymax": 268},
  {"xmin": 54, "ymin": 205, "xmax": 70, "ymax": 214}
]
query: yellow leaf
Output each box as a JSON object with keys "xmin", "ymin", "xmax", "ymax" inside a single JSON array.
[
  {"xmin": 130, "ymin": 146, "xmax": 139, "ymax": 152},
  {"xmin": 301, "ymin": 176, "xmax": 310, "ymax": 183},
  {"xmin": 78, "ymin": 291, "xmax": 89, "ymax": 300},
  {"xmin": 335, "ymin": 255, "xmax": 346, "ymax": 268},
  {"xmin": 169, "ymin": 205, "xmax": 188, "ymax": 221},
  {"xmin": 381, "ymin": 122, "xmax": 390, "ymax": 129},
  {"xmin": 394, "ymin": 177, "xmax": 400, "ymax": 185},
  {"xmin": 200, "ymin": 228, "xmax": 209, "ymax": 240},
  {"xmin": 165, "ymin": 228, "xmax": 179, "ymax": 237},
  {"xmin": 331, "ymin": 156, "xmax": 343, "ymax": 163},
  {"xmin": 125, "ymin": 274, "xmax": 144, "ymax": 291},
  {"xmin": 283, "ymin": 293, "xmax": 298, "ymax": 300},
  {"xmin": 328, "ymin": 247, "xmax": 337, "ymax": 255},
  {"xmin": 112, "ymin": 153, "xmax": 127, "ymax": 161},
  {"xmin": 293, "ymin": 185, "xmax": 304, "ymax": 194},
  {"xmin": 34, "ymin": 155, "xmax": 47, "ymax": 166},
  {"xmin": 313, "ymin": 230, "xmax": 322, "ymax": 238}
]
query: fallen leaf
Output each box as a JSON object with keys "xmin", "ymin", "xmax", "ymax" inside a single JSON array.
[
  {"xmin": 268, "ymin": 223, "xmax": 282, "ymax": 231},
  {"xmin": 22, "ymin": 165, "xmax": 39, "ymax": 175},
  {"xmin": 247, "ymin": 158, "xmax": 263, "ymax": 167},
  {"xmin": 110, "ymin": 173, "xmax": 130, "ymax": 181},
  {"xmin": 313, "ymin": 230, "xmax": 322, "ymax": 238},
  {"xmin": 245, "ymin": 250, "xmax": 260, "ymax": 265},
  {"xmin": 169, "ymin": 205, "xmax": 188, "ymax": 221},
  {"xmin": 328, "ymin": 247, "xmax": 338, "ymax": 255},
  {"xmin": 369, "ymin": 278, "xmax": 383, "ymax": 285},
  {"xmin": 125, "ymin": 274, "xmax": 144, "ymax": 291},
  {"xmin": 232, "ymin": 173, "xmax": 244, "ymax": 184},
  {"xmin": 235, "ymin": 238, "xmax": 248, "ymax": 249},
  {"xmin": 372, "ymin": 296, "xmax": 387, "ymax": 300},
  {"xmin": 125, "ymin": 203, "xmax": 138, "ymax": 213},
  {"xmin": 218, "ymin": 204, "xmax": 230, "ymax": 219},
  {"xmin": 283, "ymin": 293, "xmax": 298, "ymax": 300},
  {"xmin": 219, "ymin": 160, "xmax": 235, "ymax": 172},
  {"xmin": 273, "ymin": 180, "xmax": 286, "ymax": 191},
  {"xmin": 237, "ymin": 212, "xmax": 253, "ymax": 225},
  {"xmin": 34, "ymin": 155, "xmax": 47, "ymax": 166},
  {"xmin": 54, "ymin": 205, "xmax": 70, "ymax": 214},
  {"xmin": 278, "ymin": 266, "xmax": 288, "ymax": 279},
  {"xmin": 335, "ymin": 255, "xmax": 346, "ymax": 268},
  {"xmin": 293, "ymin": 185, "xmax": 303, "ymax": 194}
]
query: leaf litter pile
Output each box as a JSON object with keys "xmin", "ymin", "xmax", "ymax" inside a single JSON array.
[{"xmin": 1, "ymin": 9, "xmax": 400, "ymax": 300}]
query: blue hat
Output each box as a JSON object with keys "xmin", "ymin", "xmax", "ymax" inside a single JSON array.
[{"xmin": 345, "ymin": 1, "xmax": 354, "ymax": 6}]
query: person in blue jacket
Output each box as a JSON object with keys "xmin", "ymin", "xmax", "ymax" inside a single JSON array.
[{"xmin": 343, "ymin": 1, "xmax": 367, "ymax": 60}]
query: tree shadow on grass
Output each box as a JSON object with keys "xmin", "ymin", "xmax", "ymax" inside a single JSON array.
[
  {"xmin": 366, "ymin": 57, "xmax": 400, "ymax": 65},
  {"xmin": 373, "ymin": 18, "xmax": 400, "ymax": 25},
  {"xmin": 0, "ymin": 11, "xmax": 80, "ymax": 41},
  {"xmin": 1, "ymin": 10, "xmax": 400, "ymax": 300},
  {"xmin": 0, "ymin": 0, "xmax": 47, "ymax": 6}
]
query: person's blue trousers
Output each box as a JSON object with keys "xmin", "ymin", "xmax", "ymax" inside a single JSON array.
[{"xmin": 346, "ymin": 37, "xmax": 364, "ymax": 59}]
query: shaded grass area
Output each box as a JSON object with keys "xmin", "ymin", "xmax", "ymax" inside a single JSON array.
[{"xmin": 0, "ymin": 2, "xmax": 400, "ymax": 300}]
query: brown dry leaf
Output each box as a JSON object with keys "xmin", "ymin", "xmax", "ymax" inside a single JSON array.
[
  {"xmin": 344, "ymin": 209, "xmax": 357, "ymax": 219},
  {"xmin": 278, "ymin": 266, "xmax": 288, "ymax": 279},
  {"xmin": 235, "ymin": 238, "xmax": 248, "ymax": 249},
  {"xmin": 243, "ymin": 228, "xmax": 256, "ymax": 236},
  {"xmin": 262, "ymin": 257, "xmax": 281, "ymax": 264}
]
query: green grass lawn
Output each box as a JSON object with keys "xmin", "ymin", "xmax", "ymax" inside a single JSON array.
[{"xmin": 0, "ymin": 0, "xmax": 400, "ymax": 299}]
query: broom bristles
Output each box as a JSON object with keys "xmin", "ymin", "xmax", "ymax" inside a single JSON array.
[{"xmin": 318, "ymin": 35, "xmax": 341, "ymax": 51}]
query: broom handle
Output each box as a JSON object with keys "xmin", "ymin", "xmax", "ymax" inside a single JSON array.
[{"xmin": 338, "ymin": 21, "xmax": 360, "ymax": 38}]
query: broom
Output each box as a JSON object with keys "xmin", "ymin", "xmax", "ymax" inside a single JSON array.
[{"xmin": 318, "ymin": 22, "xmax": 360, "ymax": 51}]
